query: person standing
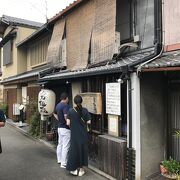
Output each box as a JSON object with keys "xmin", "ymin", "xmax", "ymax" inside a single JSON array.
[
  {"xmin": 0, "ymin": 109, "xmax": 6, "ymax": 154},
  {"xmin": 54, "ymin": 92, "xmax": 70, "ymax": 168},
  {"xmin": 66, "ymin": 95, "xmax": 91, "ymax": 176},
  {"xmin": 0, "ymin": 109, "xmax": 5, "ymax": 128}
]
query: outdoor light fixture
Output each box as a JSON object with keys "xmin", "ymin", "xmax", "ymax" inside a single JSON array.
[{"xmin": 117, "ymin": 78, "xmax": 123, "ymax": 83}]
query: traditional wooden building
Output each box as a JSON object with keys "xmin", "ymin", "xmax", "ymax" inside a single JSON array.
[
  {"xmin": 2, "ymin": 0, "xmax": 180, "ymax": 179},
  {"xmin": 0, "ymin": 15, "xmax": 43, "ymax": 120},
  {"xmin": 38, "ymin": 0, "xmax": 161, "ymax": 179}
]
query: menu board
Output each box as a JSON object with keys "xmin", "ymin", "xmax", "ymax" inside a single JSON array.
[
  {"xmin": 80, "ymin": 92, "xmax": 102, "ymax": 114},
  {"xmin": 106, "ymin": 83, "xmax": 121, "ymax": 115}
]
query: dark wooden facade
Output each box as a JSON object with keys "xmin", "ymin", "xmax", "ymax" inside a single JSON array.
[
  {"xmin": 3, "ymin": 88, "xmax": 17, "ymax": 120},
  {"xmin": 98, "ymin": 135, "xmax": 127, "ymax": 179}
]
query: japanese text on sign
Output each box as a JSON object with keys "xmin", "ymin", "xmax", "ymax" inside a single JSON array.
[{"xmin": 106, "ymin": 83, "xmax": 121, "ymax": 115}]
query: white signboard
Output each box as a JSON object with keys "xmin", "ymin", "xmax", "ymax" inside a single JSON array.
[
  {"xmin": 108, "ymin": 114, "xmax": 120, "ymax": 137},
  {"xmin": 106, "ymin": 83, "xmax": 121, "ymax": 115}
]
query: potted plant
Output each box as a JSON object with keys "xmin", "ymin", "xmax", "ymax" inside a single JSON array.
[
  {"xmin": 160, "ymin": 129, "xmax": 180, "ymax": 180},
  {"xmin": 160, "ymin": 158, "xmax": 180, "ymax": 179}
]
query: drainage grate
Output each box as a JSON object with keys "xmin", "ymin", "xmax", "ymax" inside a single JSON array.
[{"xmin": 145, "ymin": 172, "xmax": 166, "ymax": 180}]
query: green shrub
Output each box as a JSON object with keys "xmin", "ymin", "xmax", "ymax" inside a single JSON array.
[
  {"xmin": 162, "ymin": 158, "xmax": 180, "ymax": 175},
  {"xmin": 174, "ymin": 129, "xmax": 180, "ymax": 137},
  {"xmin": 28, "ymin": 99, "xmax": 41, "ymax": 138},
  {"xmin": 29, "ymin": 111, "xmax": 41, "ymax": 137}
]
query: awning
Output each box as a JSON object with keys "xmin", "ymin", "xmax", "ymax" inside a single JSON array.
[
  {"xmin": 39, "ymin": 51, "xmax": 153, "ymax": 82},
  {"xmin": 141, "ymin": 50, "xmax": 180, "ymax": 72},
  {"xmin": 1, "ymin": 66, "xmax": 50, "ymax": 85}
]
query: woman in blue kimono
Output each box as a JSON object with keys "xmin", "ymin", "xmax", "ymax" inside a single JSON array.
[{"xmin": 66, "ymin": 95, "xmax": 91, "ymax": 176}]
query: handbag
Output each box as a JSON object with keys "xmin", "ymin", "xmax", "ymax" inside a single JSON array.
[{"xmin": 73, "ymin": 108, "xmax": 90, "ymax": 132}]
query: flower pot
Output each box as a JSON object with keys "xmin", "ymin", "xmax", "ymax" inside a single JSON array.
[
  {"xmin": 160, "ymin": 164, "xmax": 168, "ymax": 174},
  {"xmin": 161, "ymin": 173, "xmax": 177, "ymax": 179}
]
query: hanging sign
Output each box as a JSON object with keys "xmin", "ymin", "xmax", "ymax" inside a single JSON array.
[
  {"xmin": 80, "ymin": 92, "xmax": 102, "ymax": 114},
  {"xmin": 106, "ymin": 83, "xmax": 121, "ymax": 115},
  {"xmin": 38, "ymin": 89, "xmax": 56, "ymax": 116}
]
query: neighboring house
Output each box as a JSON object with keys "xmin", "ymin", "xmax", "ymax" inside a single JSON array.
[
  {"xmin": 132, "ymin": 0, "xmax": 180, "ymax": 179},
  {"xmin": 0, "ymin": 15, "xmax": 43, "ymax": 120},
  {"xmin": 12, "ymin": 24, "xmax": 52, "ymax": 124}
]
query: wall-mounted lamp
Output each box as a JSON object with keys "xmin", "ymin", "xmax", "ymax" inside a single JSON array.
[{"xmin": 117, "ymin": 78, "xmax": 123, "ymax": 83}]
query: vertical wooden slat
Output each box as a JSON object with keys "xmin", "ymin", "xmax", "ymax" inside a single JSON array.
[
  {"xmin": 169, "ymin": 90, "xmax": 180, "ymax": 161},
  {"xmin": 4, "ymin": 88, "xmax": 17, "ymax": 120},
  {"xmin": 98, "ymin": 135, "xmax": 127, "ymax": 180}
]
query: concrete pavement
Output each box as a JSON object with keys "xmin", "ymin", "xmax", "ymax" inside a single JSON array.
[{"xmin": 0, "ymin": 123, "xmax": 108, "ymax": 180}]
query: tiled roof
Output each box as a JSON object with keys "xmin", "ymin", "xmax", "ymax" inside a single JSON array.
[
  {"xmin": 1, "ymin": 66, "xmax": 50, "ymax": 84},
  {"xmin": 1, "ymin": 15, "xmax": 43, "ymax": 28},
  {"xmin": 39, "ymin": 51, "xmax": 153, "ymax": 81},
  {"xmin": 0, "ymin": 50, "xmax": 154, "ymax": 84},
  {"xmin": 142, "ymin": 50, "xmax": 180, "ymax": 70}
]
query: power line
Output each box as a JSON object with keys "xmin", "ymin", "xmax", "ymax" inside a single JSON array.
[{"xmin": 24, "ymin": 0, "xmax": 47, "ymax": 22}]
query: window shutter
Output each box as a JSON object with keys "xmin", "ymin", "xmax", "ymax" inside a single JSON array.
[
  {"xmin": 3, "ymin": 40, "xmax": 12, "ymax": 66},
  {"xmin": 46, "ymin": 19, "xmax": 65, "ymax": 68},
  {"xmin": 91, "ymin": 0, "xmax": 116, "ymax": 63},
  {"xmin": 66, "ymin": 0, "xmax": 95, "ymax": 70}
]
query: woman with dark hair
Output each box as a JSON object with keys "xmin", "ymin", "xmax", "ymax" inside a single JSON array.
[{"xmin": 66, "ymin": 95, "xmax": 91, "ymax": 176}]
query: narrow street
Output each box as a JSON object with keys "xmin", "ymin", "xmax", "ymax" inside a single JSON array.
[{"xmin": 0, "ymin": 124, "xmax": 107, "ymax": 180}]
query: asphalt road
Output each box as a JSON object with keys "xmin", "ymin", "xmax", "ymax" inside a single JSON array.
[{"xmin": 0, "ymin": 124, "xmax": 107, "ymax": 180}]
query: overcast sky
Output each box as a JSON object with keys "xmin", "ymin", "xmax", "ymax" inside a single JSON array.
[{"xmin": 0, "ymin": 0, "xmax": 75, "ymax": 23}]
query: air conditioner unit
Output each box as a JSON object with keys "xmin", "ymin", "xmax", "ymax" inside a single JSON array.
[
  {"xmin": 114, "ymin": 31, "xmax": 121, "ymax": 54},
  {"xmin": 13, "ymin": 103, "xmax": 20, "ymax": 115}
]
